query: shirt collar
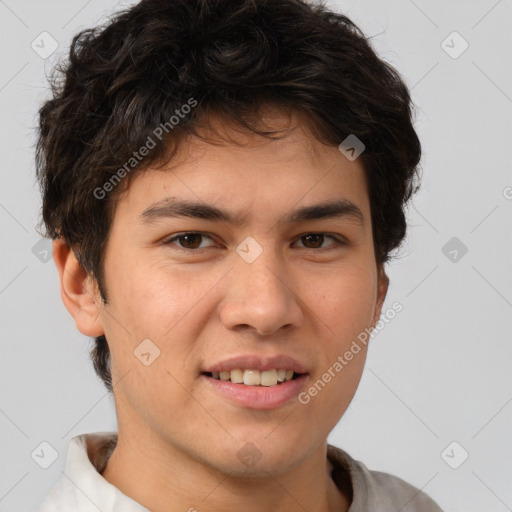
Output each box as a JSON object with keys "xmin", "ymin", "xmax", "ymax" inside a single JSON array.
[{"xmin": 60, "ymin": 431, "xmax": 150, "ymax": 511}]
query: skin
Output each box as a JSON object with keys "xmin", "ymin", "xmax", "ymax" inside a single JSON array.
[{"xmin": 53, "ymin": 109, "xmax": 388, "ymax": 512}]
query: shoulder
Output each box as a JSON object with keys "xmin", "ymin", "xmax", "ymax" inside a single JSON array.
[{"xmin": 327, "ymin": 444, "xmax": 444, "ymax": 512}]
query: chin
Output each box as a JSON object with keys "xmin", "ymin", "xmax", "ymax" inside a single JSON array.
[{"xmin": 207, "ymin": 436, "xmax": 309, "ymax": 477}]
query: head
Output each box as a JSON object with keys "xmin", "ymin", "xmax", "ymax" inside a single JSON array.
[{"xmin": 36, "ymin": 0, "xmax": 420, "ymax": 474}]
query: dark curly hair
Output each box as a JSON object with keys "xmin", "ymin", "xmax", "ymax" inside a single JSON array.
[{"xmin": 35, "ymin": 0, "xmax": 421, "ymax": 392}]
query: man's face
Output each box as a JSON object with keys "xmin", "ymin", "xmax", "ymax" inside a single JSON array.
[{"xmin": 94, "ymin": 111, "xmax": 387, "ymax": 475}]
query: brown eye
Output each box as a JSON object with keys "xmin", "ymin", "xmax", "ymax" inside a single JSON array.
[
  {"xmin": 163, "ymin": 232, "xmax": 216, "ymax": 251},
  {"xmin": 296, "ymin": 233, "xmax": 345, "ymax": 250},
  {"xmin": 176, "ymin": 233, "xmax": 203, "ymax": 249},
  {"xmin": 301, "ymin": 234, "xmax": 324, "ymax": 249}
]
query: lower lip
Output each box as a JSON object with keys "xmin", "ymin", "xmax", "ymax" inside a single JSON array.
[{"xmin": 201, "ymin": 374, "xmax": 309, "ymax": 410}]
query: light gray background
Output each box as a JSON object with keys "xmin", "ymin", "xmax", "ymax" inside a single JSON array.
[{"xmin": 1, "ymin": 0, "xmax": 511, "ymax": 511}]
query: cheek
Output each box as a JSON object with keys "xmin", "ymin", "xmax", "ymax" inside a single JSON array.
[
  {"xmin": 103, "ymin": 259, "xmax": 224, "ymax": 393},
  {"xmin": 102, "ymin": 259, "xmax": 206, "ymax": 424},
  {"xmin": 107, "ymin": 255, "xmax": 209, "ymax": 333},
  {"xmin": 299, "ymin": 268, "xmax": 375, "ymax": 430},
  {"xmin": 313, "ymin": 263, "xmax": 377, "ymax": 343}
]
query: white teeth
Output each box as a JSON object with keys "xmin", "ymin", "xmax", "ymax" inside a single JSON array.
[
  {"xmin": 260, "ymin": 369, "xmax": 278, "ymax": 386},
  {"xmin": 243, "ymin": 369, "xmax": 261, "ymax": 386},
  {"xmin": 209, "ymin": 368, "xmax": 298, "ymax": 386},
  {"xmin": 230, "ymin": 369, "xmax": 244, "ymax": 383}
]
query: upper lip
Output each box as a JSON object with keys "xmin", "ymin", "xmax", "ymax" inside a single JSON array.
[{"xmin": 202, "ymin": 354, "xmax": 309, "ymax": 374}]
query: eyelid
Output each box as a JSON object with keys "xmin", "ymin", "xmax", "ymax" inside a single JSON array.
[
  {"xmin": 161, "ymin": 231, "xmax": 220, "ymax": 250},
  {"xmin": 162, "ymin": 231, "xmax": 348, "ymax": 252},
  {"xmin": 294, "ymin": 233, "xmax": 347, "ymax": 248}
]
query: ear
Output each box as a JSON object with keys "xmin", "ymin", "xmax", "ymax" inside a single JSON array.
[
  {"xmin": 371, "ymin": 266, "xmax": 389, "ymax": 327},
  {"xmin": 52, "ymin": 239, "xmax": 105, "ymax": 337}
]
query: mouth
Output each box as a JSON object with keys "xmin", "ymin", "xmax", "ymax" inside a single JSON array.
[
  {"xmin": 202, "ymin": 369, "xmax": 305, "ymax": 387},
  {"xmin": 200, "ymin": 354, "xmax": 310, "ymax": 409},
  {"xmin": 201, "ymin": 367, "xmax": 309, "ymax": 409}
]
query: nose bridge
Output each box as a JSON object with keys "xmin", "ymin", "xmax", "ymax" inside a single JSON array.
[
  {"xmin": 219, "ymin": 237, "xmax": 303, "ymax": 335},
  {"xmin": 240, "ymin": 248, "xmax": 284, "ymax": 300}
]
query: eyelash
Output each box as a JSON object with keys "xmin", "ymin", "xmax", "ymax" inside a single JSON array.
[{"xmin": 162, "ymin": 232, "xmax": 347, "ymax": 253}]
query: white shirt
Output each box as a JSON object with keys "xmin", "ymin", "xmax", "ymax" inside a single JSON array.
[{"xmin": 36, "ymin": 432, "xmax": 443, "ymax": 511}]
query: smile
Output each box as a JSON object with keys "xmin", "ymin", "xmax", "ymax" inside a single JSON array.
[
  {"xmin": 203, "ymin": 368, "xmax": 302, "ymax": 386},
  {"xmin": 201, "ymin": 372, "xmax": 309, "ymax": 410}
]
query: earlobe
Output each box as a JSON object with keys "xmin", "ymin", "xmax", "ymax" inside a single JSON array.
[
  {"xmin": 372, "ymin": 268, "xmax": 389, "ymax": 327},
  {"xmin": 52, "ymin": 239, "xmax": 105, "ymax": 337}
]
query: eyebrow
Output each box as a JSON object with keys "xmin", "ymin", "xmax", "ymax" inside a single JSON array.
[{"xmin": 139, "ymin": 196, "xmax": 364, "ymax": 227}]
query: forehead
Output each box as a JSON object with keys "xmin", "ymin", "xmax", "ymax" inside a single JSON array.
[{"xmin": 113, "ymin": 110, "xmax": 370, "ymax": 224}]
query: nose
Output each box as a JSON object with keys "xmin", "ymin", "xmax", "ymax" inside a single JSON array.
[{"xmin": 218, "ymin": 250, "xmax": 304, "ymax": 337}]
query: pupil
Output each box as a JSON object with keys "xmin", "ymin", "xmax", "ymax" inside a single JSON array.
[
  {"xmin": 180, "ymin": 234, "xmax": 201, "ymax": 249},
  {"xmin": 304, "ymin": 234, "xmax": 323, "ymax": 248}
]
